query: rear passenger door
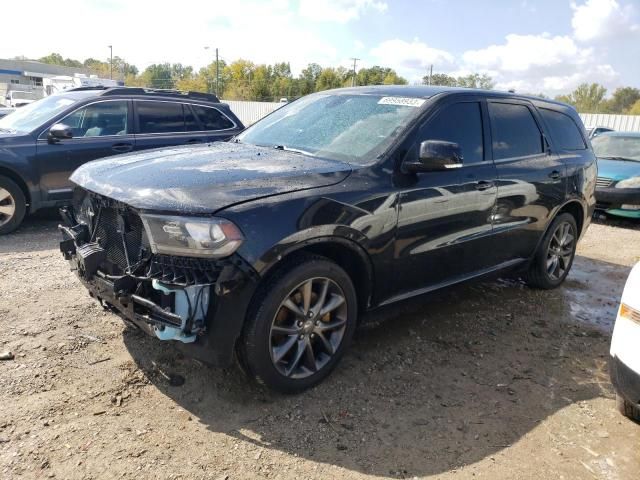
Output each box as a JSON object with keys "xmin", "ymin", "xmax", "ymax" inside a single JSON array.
[
  {"xmin": 132, "ymin": 100, "xmax": 237, "ymax": 152},
  {"xmin": 488, "ymin": 100, "xmax": 567, "ymax": 263}
]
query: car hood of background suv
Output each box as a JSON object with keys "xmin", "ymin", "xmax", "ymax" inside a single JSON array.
[{"xmin": 70, "ymin": 142, "xmax": 352, "ymax": 214}]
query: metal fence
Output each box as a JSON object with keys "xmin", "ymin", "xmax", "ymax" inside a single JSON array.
[
  {"xmin": 223, "ymin": 100, "xmax": 640, "ymax": 133},
  {"xmin": 580, "ymin": 113, "xmax": 640, "ymax": 132},
  {"xmin": 223, "ymin": 100, "xmax": 282, "ymax": 126}
]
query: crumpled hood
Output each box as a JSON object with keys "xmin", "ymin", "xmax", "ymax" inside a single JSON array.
[{"xmin": 70, "ymin": 142, "xmax": 352, "ymax": 213}]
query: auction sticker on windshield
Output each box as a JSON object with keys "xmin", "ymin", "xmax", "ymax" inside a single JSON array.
[{"xmin": 378, "ymin": 97, "xmax": 426, "ymax": 107}]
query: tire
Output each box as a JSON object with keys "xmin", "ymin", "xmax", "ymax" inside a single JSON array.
[
  {"xmin": 525, "ymin": 212, "xmax": 578, "ymax": 289},
  {"xmin": 616, "ymin": 394, "xmax": 640, "ymax": 423},
  {"xmin": 239, "ymin": 254, "xmax": 358, "ymax": 393},
  {"xmin": 0, "ymin": 176, "xmax": 26, "ymax": 235}
]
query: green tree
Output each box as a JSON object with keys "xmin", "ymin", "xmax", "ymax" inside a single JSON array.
[
  {"xmin": 628, "ymin": 99, "xmax": 640, "ymax": 115},
  {"xmin": 604, "ymin": 87, "xmax": 640, "ymax": 113},
  {"xmin": 456, "ymin": 73, "xmax": 495, "ymax": 89},
  {"xmin": 356, "ymin": 66, "xmax": 407, "ymax": 86},
  {"xmin": 299, "ymin": 63, "xmax": 323, "ymax": 95},
  {"xmin": 556, "ymin": 83, "xmax": 607, "ymax": 113},
  {"xmin": 38, "ymin": 52, "xmax": 82, "ymax": 68},
  {"xmin": 316, "ymin": 68, "xmax": 344, "ymax": 91},
  {"xmin": 422, "ymin": 73, "xmax": 457, "ymax": 86}
]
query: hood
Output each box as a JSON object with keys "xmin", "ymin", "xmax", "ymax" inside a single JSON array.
[
  {"xmin": 71, "ymin": 142, "xmax": 352, "ymax": 214},
  {"xmin": 597, "ymin": 157, "xmax": 640, "ymax": 181}
]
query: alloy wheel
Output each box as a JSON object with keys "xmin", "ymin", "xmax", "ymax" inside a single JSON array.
[
  {"xmin": 546, "ymin": 221, "xmax": 575, "ymax": 281},
  {"xmin": 0, "ymin": 187, "xmax": 16, "ymax": 227},
  {"xmin": 270, "ymin": 277, "xmax": 348, "ymax": 379}
]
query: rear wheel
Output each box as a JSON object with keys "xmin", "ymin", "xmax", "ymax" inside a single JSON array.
[
  {"xmin": 616, "ymin": 394, "xmax": 640, "ymax": 423},
  {"xmin": 0, "ymin": 176, "xmax": 26, "ymax": 235},
  {"xmin": 525, "ymin": 213, "xmax": 577, "ymax": 289},
  {"xmin": 239, "ymin": 255, "xmax": 357, "ymax": 393}
]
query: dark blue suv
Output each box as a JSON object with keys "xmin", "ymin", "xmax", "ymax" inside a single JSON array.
[{"xmin": 0, "ymin": 87, "xmax": 244, "ymax": 234}]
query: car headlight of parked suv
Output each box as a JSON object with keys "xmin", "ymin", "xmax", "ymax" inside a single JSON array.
[
  {"xmin": 140, "ymin": 214, "xmax": 244, "ymax": 258},
  {"xmin": 615, "ymin": 176, "xmax": 640, "ymax": 188}
]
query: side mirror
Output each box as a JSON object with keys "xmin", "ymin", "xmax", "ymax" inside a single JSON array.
[
  {"xmin": 48, "ymin": 123, "xmax": 73, "ymax": 142},
  {"xmin": 404, "ymin": 140, "xmax": 463, "ymax": 173}
]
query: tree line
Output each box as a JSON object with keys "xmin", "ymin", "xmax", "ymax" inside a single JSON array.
[{"xmin": 26, "ymin": 53, "xmax": 640, "ymax": 113}]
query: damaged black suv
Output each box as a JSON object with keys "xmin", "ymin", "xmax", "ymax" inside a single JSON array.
[{"xmin": 60, "ymin": 86, "xmax": 596, "ymax": 392}]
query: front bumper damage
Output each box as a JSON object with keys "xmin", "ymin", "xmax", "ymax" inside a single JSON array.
[
  {"xmin": 595, "ymin": 187, "xmax": 640, "ymax": 217},
  {"xmin": 59, "ymin": 203, "xmax": 259, "ymax": 367}
]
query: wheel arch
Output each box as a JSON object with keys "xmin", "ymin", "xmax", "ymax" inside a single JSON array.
[
  {"xmin": 0, "ymin": 165, "xmax": 31, "ymax": 209},
  {"xmin": 555, "ymin": 200, "xmax": 586, "ymax": 238},
  {"xmin": 257, "ymin": 236, "xmax": 375, "ymax": 315}
]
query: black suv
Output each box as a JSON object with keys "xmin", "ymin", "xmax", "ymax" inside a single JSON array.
[
  {"xmin": 0, "ymin": 87, "xmax": 244, "ymax": 234},
  {"xmin": 59, "ymin": 86, "xmax": 596, "ymax": 392}
]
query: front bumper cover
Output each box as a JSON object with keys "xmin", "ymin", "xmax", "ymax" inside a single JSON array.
[
  {"xmin": 595, "ymin": 187, "xmax": 640, "ymax": 209},
  {"xmin": 59, "ymin": 214, "xmax": 259, "ymax": 367},
  {"xmin": 610, "ymin": 355, "xmax": 640, "ymax": 407}
]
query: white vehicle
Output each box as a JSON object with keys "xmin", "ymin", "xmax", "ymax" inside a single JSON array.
[
  {"xmin": 610, "ymin": 261, "xmax": 640, "ymax": 422},
  {"xmin": 4, "ymin": 91, "xmax": 37, "ymax": 107},
  {"xmin": 43, "ymin": 74, "xmax": 119, "ymax": 96}
]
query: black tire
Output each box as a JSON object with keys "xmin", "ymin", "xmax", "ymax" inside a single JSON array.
[
  {"xmin": 0, "ymin": 176, "xmax": 26, "ymax": 235},
  {"xmin": 239, "ymin": 254, "xmax": 357, "ymax": 393},
  {"xmin": 616, "ymin": 394, "xmax": 640, "ymax": 423},
  {"xmin": 525, "ymin": 212, "xmax": 578, "ymax": 289}
]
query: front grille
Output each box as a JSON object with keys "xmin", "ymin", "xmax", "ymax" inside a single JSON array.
[
  {"xmin": 146, "ymin": 254, "xmax": 231, "ymax": 285},
  {"xmin": 93, "ymin": 205, "xmax": 145, "ymax": 272},
  {"xmin": 596, "ymin": 177, "xmax": 614, "ymax": 188}
]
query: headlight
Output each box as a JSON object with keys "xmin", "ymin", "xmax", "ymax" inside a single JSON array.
[
  {"xmin": 615, "ymin": 176, "xmax": 640, "ymax": 188},
  {"xmin": 140, "ymin": 214, "xmax": 244, "ymax": 258}
]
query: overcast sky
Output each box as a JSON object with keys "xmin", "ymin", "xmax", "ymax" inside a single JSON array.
[{"xmin": 1, "ymin": 0, "xmax": 638, "ymax": 96}]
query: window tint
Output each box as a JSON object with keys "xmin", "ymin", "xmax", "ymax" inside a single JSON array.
[
  {"xmin": 137, "ymin": 101, "xmax": 184, "ymax": 133},
  {"xmin": 489, "ymin": 103, "xmax": 543, "ymax": 159},
  {"xmin": 63, "ymin": 101, "xmax": 128, "ymax": 137},
  {"xmin": 184, "ymin": 105, "xmax": 200, "ymax": 132},
  {"xmin": 422, "ymin": 102, "xmax": 484, "ymax": 164},
  {"xmin": 540, "ymin": 108, "xmax": 586, "ymax": 150},
  {"xmin": 191, "ymin": 105, "xmax": 234, "ymax": 130}
]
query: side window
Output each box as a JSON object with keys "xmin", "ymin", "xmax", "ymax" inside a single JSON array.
[
  {"xmin": 191, "ymin": 105, "xmax": 234, "ymax": 131},
  {"xmin": 421, "ymin": 102, "xmax": 484, "ymax": 164},
  {"xmin": 184, "ymin": 105, "xmax": 200, "ymax": 132},
  {"xmin": 62, "ymin": 101, "xmax": 128, "ymax": 137},
  {"xmin": 489, "ymin": 103, "xmax": 543, "ymax": 159},
  {"xmin": 137, "ymin": 101, "xmax": 185, "ymax": 134},
  {"xmin": 540, "ymin": 108, "xmax": 586, "ymax": 150}
]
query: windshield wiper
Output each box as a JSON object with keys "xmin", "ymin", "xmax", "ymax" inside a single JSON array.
[
  {"xmin": 599, "ymin": 155, "xmax": 639, "ymax": 162},
  {"xmin": 273, "ymin": 145, "xmax": 315, "ymax": 157}
]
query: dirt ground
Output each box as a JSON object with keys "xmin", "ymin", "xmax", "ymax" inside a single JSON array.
[{"xmin": 1, "ymin": 212, "xmax": 639, "ymax": 480}]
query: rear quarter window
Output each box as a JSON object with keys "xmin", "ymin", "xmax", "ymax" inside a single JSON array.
[{"xmin": 540, "ymin": 108, "xmax": 586, "ymax": 150}]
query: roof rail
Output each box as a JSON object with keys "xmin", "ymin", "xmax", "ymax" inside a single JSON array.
[{"xmin": 99, "ymin": 87, "xmax": 220, "ymax": 103}]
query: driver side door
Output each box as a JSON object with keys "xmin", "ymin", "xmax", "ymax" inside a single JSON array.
[{"xmin": 35, "ymin": 100, "xmax": 134, "ymax": 202}]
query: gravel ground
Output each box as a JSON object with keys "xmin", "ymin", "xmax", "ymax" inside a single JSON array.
[{"xmin": 1, "ymin": 212, "xmax": 639, "ymax": 479}]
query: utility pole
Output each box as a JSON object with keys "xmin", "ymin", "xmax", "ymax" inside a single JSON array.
[
  {"xmin": 215, "ymin": 48, "xmax": 219, "ymax": 98},
  {"xmin": 350, "ymin": 57, "xmax": 360, "ymax": 87},
  {"xmin": 108, "ymin": 45, "xmax": 113, "ymax": 79},
  {"xmin": 428, "ymin": 64, "xmax": 433, "ymax": 85}
]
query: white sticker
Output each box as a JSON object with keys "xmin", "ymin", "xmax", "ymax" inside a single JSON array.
[{"xmin": 378, "ymin": 96, "xmax": 426, "ymax": 107}]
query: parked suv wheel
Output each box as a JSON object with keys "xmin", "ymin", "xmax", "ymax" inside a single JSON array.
[
  {"xmin": 239, "ymin": 255, "xmax": 357, "ymax": 393},
  {"xmin": 525, "ymin": 212, "xmax": 577, "ymax": 289},
  {"xmin": 0, "ymin": 176, "xmax": 26, "ymax": 235}
]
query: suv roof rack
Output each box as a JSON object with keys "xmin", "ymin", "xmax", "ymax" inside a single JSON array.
[
  {"xmin": 64, "ymin": 86, "xmax": 221, "ymax": 103},
  {"xmin": 100, "ymin": 87, "xmax": 220, "ymax": 103}
]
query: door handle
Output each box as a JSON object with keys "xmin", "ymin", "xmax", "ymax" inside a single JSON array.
[
  {"xmin": 474, "ymin": 180, "xmax": 495, "ymax": 191},
  {"xmin": 112, "ymin": 143, "xmax": 133, "ymax": 153},
  {"xmin": 548, "ymin": 170, "xmax": 561, "ymax": 180}
]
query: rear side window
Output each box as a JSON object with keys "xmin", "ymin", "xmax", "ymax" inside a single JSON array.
[
  {"xmin": 489, "ymin": 103, "xmax": 543, "ymax": 159},
  {"xmin": 421, "ymin": 102, "xmax": 484, "ymax": 164},
  {"xmin": 191, "ymin": 105, "xmax": 234, "ymax": 131},
  {"xmin": 540, "ymin": 108, "xmax": 586, "ymax": 150},
  {"xmin": 137, "ymin": 101, "xmax": 185, "ymax": 134}
]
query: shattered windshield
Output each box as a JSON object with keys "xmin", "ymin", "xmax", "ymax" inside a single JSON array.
[{"xmin": 236, "ymin": 93, "xmax": 425, "ymax": 165}]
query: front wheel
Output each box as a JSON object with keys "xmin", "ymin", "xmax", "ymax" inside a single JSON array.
[
  {"xmin": 525, "ymin": 213, "xmax": 578, "ymax": 289},
  {"xmin": 239, "ymin": 255, "xmax": 357, "ymax": 393},
  {"xmin": 0, "ymin": 176, "xmax": 26, "ymax": 235}
]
